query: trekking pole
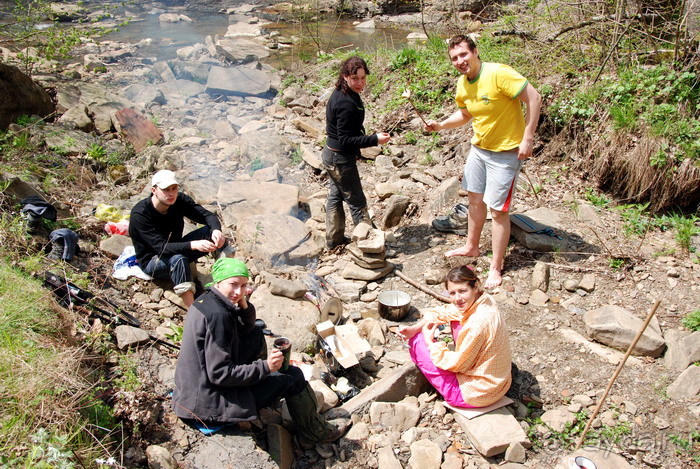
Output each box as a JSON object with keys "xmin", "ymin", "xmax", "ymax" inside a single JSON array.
[{"xmin": 574, "ymin": 300, "xmax": 661, "ymax": 450}]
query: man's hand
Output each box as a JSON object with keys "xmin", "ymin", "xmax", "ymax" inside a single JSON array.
[
  {"xmin": 424, "ymin": 119, "xmax": 442, "ymax": 132},
  {"xmin": 191, "ymin": 239, "xmax": 217, "ymax": 252},
  {"xmin": 377, "ymin": 132, "xmax": 391, "ymax": 144},
  {"xmin": 518, "ymin": 138, "xmax": 534, "ymax": 160},
  {"xmin": 211, "ymin": 229, "xmax": 225, "ymax": 248},
  {"xmin": 267, "ymin": 349, "xmax": 284, "ymax": 373}
]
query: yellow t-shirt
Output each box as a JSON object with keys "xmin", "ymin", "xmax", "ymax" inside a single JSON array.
[{"xmin": 455, "ymin": 62, "xmax": 528, "ymax": 152}]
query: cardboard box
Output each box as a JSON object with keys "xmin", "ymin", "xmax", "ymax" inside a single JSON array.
[{"xmin": 316, "ymin": 320, "xmax": 371, "ymax": 369}]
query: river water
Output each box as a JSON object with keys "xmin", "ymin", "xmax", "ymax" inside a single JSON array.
[{"xmin": 104, "ymin": 7, "xmax": 411, "ymax": 69}]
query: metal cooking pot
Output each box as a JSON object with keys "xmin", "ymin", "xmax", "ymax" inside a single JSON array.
[{"xmin": 377, "ymin": 290, "xmax": 411, "ymax": 321}]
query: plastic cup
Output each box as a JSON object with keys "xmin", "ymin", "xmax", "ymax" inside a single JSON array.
[{"xmin": 273, "ymin": 337, "xmax": 292, "ymax": 371}]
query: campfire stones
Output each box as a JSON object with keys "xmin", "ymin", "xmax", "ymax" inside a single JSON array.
[
  {"xmin": 342, "ymin": 262, "xmax": 394, "ymax": 282},
  {"xmin": 346, "ymin": 243, "xmax": 386, "ymax": 269},
  {"xmin": 343, "ymin": 224, "xmax": 393, "ymax": 281},
  {"xmin": 356, "ymin": 228, "xmax": 385, "ymax": 253}
]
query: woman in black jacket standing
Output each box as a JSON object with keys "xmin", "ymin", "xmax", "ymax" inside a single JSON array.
[{"xmin": 323, "ymin": 56, "xmax": 390, "ymax": 249}]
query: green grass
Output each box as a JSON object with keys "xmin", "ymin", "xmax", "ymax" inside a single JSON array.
[
  {"xmin": 526, "ymin": 410, "xmax": 632, "ymax": 451},
  {"xmin": 290, "ymin": 145, "xmax": 303, "ymax": 164},
  {"xmin": 0, "ymin": 260, "xmax": 110, "ymax": 466},
  {"xmin": 114, "ymin": 354, "xmax": 141, "ymax": 392},
  {"xmin": 682, "ymin": 310, "xmax": 700, "ymax": 331},
  {"xmin": 668, "ymin": 431, "xmax": 700, "ymax": 463},
  {"xmin": 584, "ymin": 187, "xmax": 611, "ymax": 208},
  {"xmin": 552, "ymin": 64, "xmax": 700, "ymax": 163}
]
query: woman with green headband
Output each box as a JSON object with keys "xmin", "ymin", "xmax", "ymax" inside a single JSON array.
[{"xmin": 172, "ymin": 258, "xmax": 348, "ymax": 446}]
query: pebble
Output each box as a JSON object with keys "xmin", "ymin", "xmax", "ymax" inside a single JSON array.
[
  {"xmin": 150, "ymin": 288, "xmax": 164, "ymax": 301},
  {"xmin": 567, "ymin": 403, "xmax": 582, "ymax": 413},
  {"xmin": 653, "ymin": 416, "xmax": 670, "ymax": 429}
]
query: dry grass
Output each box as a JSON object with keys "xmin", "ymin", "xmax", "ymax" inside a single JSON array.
[{"xmin": 590, "ymin": 134, "xmax": 700, "ymax": 212}]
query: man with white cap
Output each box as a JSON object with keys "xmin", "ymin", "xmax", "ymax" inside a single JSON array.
[{"xmin": 129, "ymin": 169, "xmax": 226, "ymax": 306}]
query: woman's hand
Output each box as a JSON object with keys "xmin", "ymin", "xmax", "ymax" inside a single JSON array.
[
  {"xmin": 398, "ymin": 323, "xmax": 420, "ymax": 340},
  {"xmin": 422, "ymin": 322, "xmax": 438, "ymax": 346},
  {"xmin": 237, "ymin": 285, "xmax": 255, "ymax": 309},
  {"xmin": 267, "ymin": 349, "xmax": 284, "ymax": 373},
  {"xmin": 377, "ymin": 132, "xmax": 391, "ymax": 144},
  {"xmin": 398, "ymin": 319, "xmax": 426, "ymax": 341}
]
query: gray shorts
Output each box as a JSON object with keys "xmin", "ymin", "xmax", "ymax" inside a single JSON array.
[{"xmin": 463, "ymin": 145, "xmax": 521, "ymax": 212}]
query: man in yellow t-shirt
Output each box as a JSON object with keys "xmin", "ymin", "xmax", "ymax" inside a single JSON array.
[{"xmin": 425, "ymin": 35, "xmax": 542, "ymax": 289}]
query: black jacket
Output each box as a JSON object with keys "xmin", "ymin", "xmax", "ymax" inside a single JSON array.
[
  {"xmin": 128, "ymin": 193, "xmax": 221, "ymax": 267},
  {"xmin": 172, "ymin": 288, "xmax": 268, "ymax": 423},
  {"xmin": 325, "ymin": 88, "xmax": 378, "ymax": 157}
]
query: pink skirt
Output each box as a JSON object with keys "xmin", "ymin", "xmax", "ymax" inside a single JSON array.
[{"xmin": 408, "ymin": 321, "xmax": 477, "ymax": 408}]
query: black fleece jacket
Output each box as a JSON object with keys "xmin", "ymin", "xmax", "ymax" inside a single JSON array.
[
  {"xmin": 128, "ymin": 193, "xmax": 221, "ymax": 267},
  {"xmin": 172, "ymin": 289, "xmax": 268, "ymax": 423},
  {"xmin": 325, "ymin": 88, "xmax": 378, "ymax": 153}
]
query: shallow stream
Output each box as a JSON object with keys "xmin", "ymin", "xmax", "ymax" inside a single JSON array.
[{"xmin": 104, "ymin": 6, "xmax": 411, "ymax": 69}]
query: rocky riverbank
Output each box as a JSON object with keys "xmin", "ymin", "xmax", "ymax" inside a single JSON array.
[{"xmin": 1, "ymin": 1, "xmax": 699, "ymax": 468}]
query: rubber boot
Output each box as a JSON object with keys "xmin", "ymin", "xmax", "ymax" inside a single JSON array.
[
  {"xmin": 285, "ymin": 384, "xmax": 336, "ymax": 446},
  {"xmin": 325, "ymin": 203, "xmax": 347, "ymax": 249}
]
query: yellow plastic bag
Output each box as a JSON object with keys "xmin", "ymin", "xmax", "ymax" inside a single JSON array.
[{"xmin": 95, "ymin": 204, "xmax": 125, "ymax": 222}]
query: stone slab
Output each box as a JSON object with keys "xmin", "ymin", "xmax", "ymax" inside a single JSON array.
[
  {"xmin": 453, "ymin": 407, "xmax": 530, "ymax": 457},
  {"xmin": 326, "ymin": 363, "xmax": 429, "ymax": 418},
  {"xmin": 369, "ymin": 401, "xmax": 421, "ymax": 432},
  {"xmin": 205, "ymin": 65, "xmax": 271, "ymax": 97},
  {"xmin": 217, "ymin": 181, "xmax": 299, "ymax": 228},
  {"xmin": 267, "ymin": 424, "xmax": 294, "ymax": 469}
]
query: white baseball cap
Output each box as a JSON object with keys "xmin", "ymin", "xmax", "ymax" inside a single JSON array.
[{"xmin": 151, "ymin": 170, "xmax": 179, "ymax": 189}]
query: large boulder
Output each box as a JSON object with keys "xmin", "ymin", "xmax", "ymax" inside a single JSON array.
[
  {"xmin": 251, "ymin": 283, "xmax": 320, "ymax": 349},
  {"xmin": 53, "ymin": 82, "xmax": 134, "ymax": 133},
  {"xmin": 0, "ymin": 64, "xmax": 54, "ymax": 130},
  {"xmin": 217, "ymin": 181, "xmax": 300, "ymax": 228},
  {"xmin": 583, "ymin": 305, "xmax": 666, "ymax": 357},
  {"xmin": 215, "ymin": 37, "xmax": 270, "ymax": 63},
  {"xmin": 236, "ymin": 214, "xmax": 318, "ymax": 266},
  {"xmin": 205, "ymin": 65, "xmax": 272, "ymax": 97}
]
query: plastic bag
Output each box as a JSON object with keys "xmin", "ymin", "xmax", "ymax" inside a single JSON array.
[
  {"xmin": 112, "ymin": 246, "xmax": 152, "ymax": 281},
  {"xmin": 95, "ymin": 204, "xmax": 125, "ymax": 222},
  {"xmin": 105, "ymin": 219, "xmax": 129, "ymax": 235}
]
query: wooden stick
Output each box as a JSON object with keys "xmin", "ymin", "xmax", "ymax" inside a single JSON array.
[
  {"xmin": 521, "ymin": 167, "xmax": 540, "ymax": 202},
  {"xmin": 574, "ymin": 300, "xmax": 661, "ymax": 450},
  {"xmin": 394, "ymin": 270, "xmax": 450, "ymax": 303},
  {"xmin": 406, "ymin": 99, "xmax": 429, "ymax": 127},
  {"xmin": 544, "ymin": 263, "xmax": 605, "ymax": 272}
]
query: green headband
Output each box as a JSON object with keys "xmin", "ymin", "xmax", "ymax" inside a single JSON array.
[{"xmin": 206, "ymin": 258, "xmax": 249, "ymax": 287}]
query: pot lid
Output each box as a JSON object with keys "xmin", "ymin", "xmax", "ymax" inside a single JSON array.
[{"xmin": 320, "ymin": 297, "xmax": 343, "ymax": 325}]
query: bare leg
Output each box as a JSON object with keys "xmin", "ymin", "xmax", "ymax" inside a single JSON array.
[
  {"xmin": 484, "ymin": 208, "xmax": 510, "ymax": 289},
  {"xmin": 181, "ymin": 290, "xmax": 194, "ymax": 308},
  {"xmin": 445, "ymin": 192, "xmax": 485, "ymax": 257}
]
